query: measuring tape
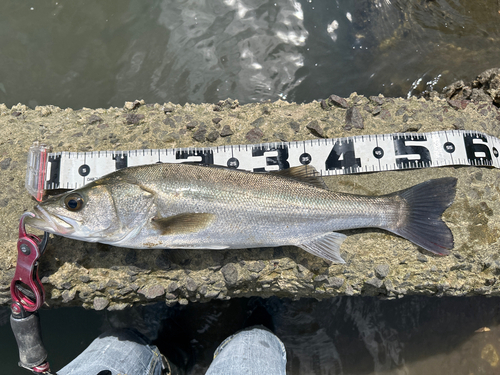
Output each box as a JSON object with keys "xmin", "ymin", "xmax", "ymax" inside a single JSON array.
[{"xmin": 26, "ymin": 130, "xmax": 500, "ymax": 201}]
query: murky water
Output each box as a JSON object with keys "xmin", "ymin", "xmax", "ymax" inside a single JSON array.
[
  {"xmin": 1, "ymin": 0, "xmax": 500, "ymax": 374},
  {"xmin": 0, "ymin": 0, "xmax": 499, "ymax": 108},
  {"xmin": 2, "ymin": 296, "xmax": 500, "ymax": 374}
]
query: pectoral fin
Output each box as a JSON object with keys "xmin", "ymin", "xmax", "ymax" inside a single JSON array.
[
  {"xmin": 298, "ymin": 232, "xmax": 347, "ymax": 263},
  {"xmin": 152, "ymin": 213, "xmax": 216, "ymax": 235}
]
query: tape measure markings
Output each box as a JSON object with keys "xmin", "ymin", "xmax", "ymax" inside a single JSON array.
[{"xmin": 25, "ymin": 130, "xmax": 500, "ymax": 200}]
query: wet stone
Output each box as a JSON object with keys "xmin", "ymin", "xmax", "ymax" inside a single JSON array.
[
  {"xmin": 221, "ymin": 263, "xmax": 238, "ymax": 286},
  {"xmin": 220, "ymin": 125, "xmax": 233, "ymax": 137},
  {"xmin": 345, "ymin": 107, "xmax": 364, "ymax": 130},
  {"xmin": 328, "ymin": 94, "xmax": 349, "ymax": 108},
  {"xmin": 245, "ymin": 128, "xmax": 264, "ymax": 142},
  {"xmin": 306, "ymin": 120, "xmax": 325, "ymax": 138},
  {"xmin": 375, "ymin": 264, "xmax": 390, "ymax": 279}
]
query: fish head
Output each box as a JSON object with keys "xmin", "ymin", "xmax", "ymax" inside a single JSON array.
[{"xmin": 26, "ymin": 183, "xmax": 121, "ymax": 241}]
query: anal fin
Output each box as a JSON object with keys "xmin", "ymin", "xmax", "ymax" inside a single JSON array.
[{"xmin": 298, "ymin": 232, "xmax": 347, "ymax": 263}]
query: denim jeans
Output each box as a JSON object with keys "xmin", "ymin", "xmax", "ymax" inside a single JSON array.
[
  {"xmin": 58, "ymin": 327, "xmax": 286, "ymax": 375},
  {"xmin": 57, "ymin": 329, "xmax": 164, "ymax": 375},
  {"xmin": 205, "ymin": 327, "xmax": 287, "ymax": 375}
]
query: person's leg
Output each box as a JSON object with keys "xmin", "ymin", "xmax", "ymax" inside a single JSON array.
[
  {"xmin": 205, "ymin": 326, "xmax": 287, "ymax": 375},
  {"xmin": 58, "ymin": 329, "xmax": 165, "ymax": 375}
]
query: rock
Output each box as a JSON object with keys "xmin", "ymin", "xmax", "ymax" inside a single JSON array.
[
  {"xmin": 138, "ymin": 284, "xmax": 165, "ymax": 299},
  {"xmin": 192, "ymin": 127, "xmax": 207, "ymax": 142},
  {"xmin": 206, "ymin": 130, "xmax": 219, "ymax": 142},
  {"xmin": 375, "ymin": 264, "xmax": 390, "ymax": 279},
  {"xmin": 221, "ymin": 264, "xmax": 238, "ymax": 286},
  {"xmin": 245, "ymin": 128, "xmax": 264, "ymax": 142},
  {"xmin": 365, "ymin": 277, "xmax": 383, "ymax": 289},
  {"xmin": 345, "ymin": 106, "xmax": 364, "ymax": 130},
  {"xmin": 88, "ymin": 114, "xmax": 102, "ymax": 124},
  {"xmin": 250, "ymin": 117, "xmax": 265, "ymax": 127},
  {"xmin": 186, "ymin": 277, "xmax": 198, "ymax": 292},
  {"xmin": 328, "ymin": 277, "xmax": 345, "ymax": 289},
  {"xmin": 306, "ymin": 120, "xmax": 325, "ymax": 138},
  {"xmin": 220, "ymin": 125, "xmax": 233, "ymax": 137},
  {"xmin": 447, "ymin": 99, "xmax": 469, "ymax": 110},
  {"xmin": 0, "ymin": 158, "xmax": 11, "ymax": 170},
  {"xmin": 126, "ymin": 114, "xmax": 145, "ymax": 125},
  {"xmin": 369, "ymin": 95, "xmax": 385, "ymax": 105},
  {"xmin": 93, "ymin": 297, "xmax": 109, "ymax": 311},
  {"xmin": 289, "ymin": 121, "xmax": 300, "ymax": 132},
  {"xmin": 328, "ymin": 94, "xmax": 349, "ymax": 108},
  {"xmin": 124, "ymin": 100, "xmax": 144, "ymax": 110},
  {"xmin": 212, "ymin": 117, "xmax": 222, "ymax": 125}
]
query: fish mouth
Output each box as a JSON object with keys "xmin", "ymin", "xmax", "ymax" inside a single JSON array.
[{"xmin": 26, "ymin": 205, "xmax": 75, "ymax": 235}]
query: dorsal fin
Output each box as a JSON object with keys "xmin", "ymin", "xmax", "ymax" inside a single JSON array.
[{"xmin": 271, "ymin": 165, "xmax": 328, "ymax": 189}]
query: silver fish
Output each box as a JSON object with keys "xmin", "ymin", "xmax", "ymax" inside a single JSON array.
[{"xmin": 26, "ymin": 163, "xmax": 457, "ymax": 263}]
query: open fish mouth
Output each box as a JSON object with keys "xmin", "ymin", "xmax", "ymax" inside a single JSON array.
[{"xmin": 26, "ymin": 205, "xmax": 75, "ymax": 235}]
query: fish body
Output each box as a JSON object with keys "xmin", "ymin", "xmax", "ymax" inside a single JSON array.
[{"xmin": 26, "ymin": 163, "xmax": 457, "ymax": 263}]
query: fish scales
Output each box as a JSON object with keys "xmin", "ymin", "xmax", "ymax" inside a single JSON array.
[{"xmin": 26, "ymin": 163, "xmax": 457, "ymax": 263}]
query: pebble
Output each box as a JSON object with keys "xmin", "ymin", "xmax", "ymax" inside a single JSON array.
[
  {"xmin": 186, "ymin": 277, "xmax": 198, "ymax": 292},
  {"xmin": 212, "ymin": 117, "xmax": 222, "ymax": 125},
  {"xmin": 93, "ymin": 297, "xmax": 110, "ymax": 311},
  {"xmin": 369, "ymin": 96, "xmax": 385, "ymax": 105},
  {"xmin": 88, "ymin": 114, "xmax": 102, "ymax": 124},
  {"xmin": 245, "ymin": 128, "xmax": 264, "ymax": 142},
  {"xmin": 220, "ymin": 125, "xmax": 233, "ymax": 137},
  {"xmin": 328, "ymin": 94, "xmax": 349, "ymax": 108},
  {"xmin": 206, "ymin": 130, "xmax": 219, "ymax": 142},
  {"xmin": 221, "ymin": 263, "xmax": 238, "ymax": 286},
  {"xmin": 328, "ymin": 277, "xmax": 345, "ymax": 289},
  {"xmin": 0, "ymin": 158, "xmax": 11, "ymax": 170},
  {"xmin": 138, "ymin": 284, "xmax": 165, "ymax": 299},
  {"xmin": 192, "ymin": 127, "xmax": 207, "ymax": 142},
  {"xmin": 365, "ymin": 277, "xmax": 383, "ymax": 289},
  {"xmin": 126, "ymin": 114, "xmax": 145, "ymax": 125},
  {"xmin": 345, "ymin": 107, "xmax": 364, "ymax": 130},
  {"xmin": 306, "ymin": 120, "xmax": 325, "ymax": 138},
  {"xmin": 289, "ymin": 121, "xmax": 300, "ymax": 132},
  {"xmin": 375, "ymin": 264, "xmax": 390, "ymax": 279}
]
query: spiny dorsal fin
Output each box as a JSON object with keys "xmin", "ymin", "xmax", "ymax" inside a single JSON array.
[
  {"xmin": 271, "ymin": 165, "xmax": 328, "ymax": 189},
  {"xmin": 152, "ymin": 213, "xmax": 216, "ymax": 235}
]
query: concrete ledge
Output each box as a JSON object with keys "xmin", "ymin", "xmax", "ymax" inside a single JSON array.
[{"xmin": 1, "ymin": 68, "xmax": 500, "ymax": 310}]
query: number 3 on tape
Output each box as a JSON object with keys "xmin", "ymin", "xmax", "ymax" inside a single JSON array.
[{"xmin": 26, "ymin": 130, "xmax": 500, "ymax": 200}]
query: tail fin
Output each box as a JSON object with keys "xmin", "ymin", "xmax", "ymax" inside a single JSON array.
[{"xmin": 387, "ymin": 177, "xmax": 457, "ymax": 255}]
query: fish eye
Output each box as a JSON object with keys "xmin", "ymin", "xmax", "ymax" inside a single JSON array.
[{"xmin": 64, "ymin": 193, "xmax": 84, "ymax": 211}]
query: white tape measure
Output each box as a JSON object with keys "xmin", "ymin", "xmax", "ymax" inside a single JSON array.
[{"xmin": 26, "ymin": 130, "xmax": 500, "ymax": 201}]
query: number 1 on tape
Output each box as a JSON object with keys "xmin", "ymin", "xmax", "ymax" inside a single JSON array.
[{"xmin": 25, "ymin": 130, "xmax": 500, "ymax": 201}]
